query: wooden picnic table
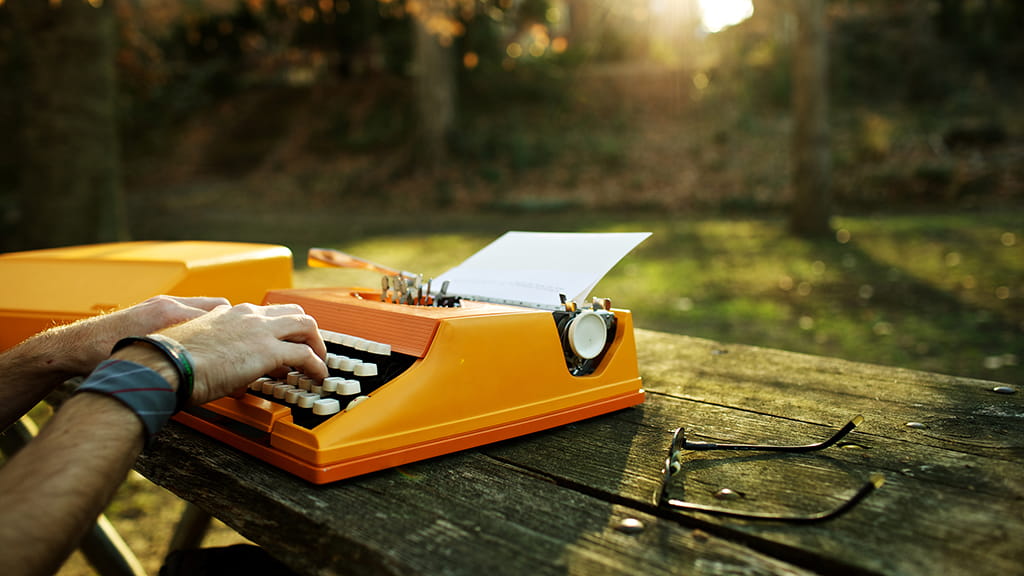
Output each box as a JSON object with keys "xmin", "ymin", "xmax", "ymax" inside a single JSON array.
[{"xmin": 135, "ymin": 329, "xmax": 1024, "ymax": 576}]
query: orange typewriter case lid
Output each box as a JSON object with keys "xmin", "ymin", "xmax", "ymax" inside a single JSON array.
[{"xmin": 0, "ymin": 241, "xmax": 293, "ymax": 351}]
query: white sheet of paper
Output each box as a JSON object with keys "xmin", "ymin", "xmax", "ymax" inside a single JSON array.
[{"xmin": 434, "ymin": 231, "xmax": 651, "ymax": 309}]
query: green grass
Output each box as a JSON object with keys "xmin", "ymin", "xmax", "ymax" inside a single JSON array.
[{"xmin": 283, "ymin": 210, "xmax": 1022, "ymax": 386}]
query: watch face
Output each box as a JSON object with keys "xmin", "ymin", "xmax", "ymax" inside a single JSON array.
[{"xmin": 567, "ymin": 311, "xmax": 608, "ymax": 360}]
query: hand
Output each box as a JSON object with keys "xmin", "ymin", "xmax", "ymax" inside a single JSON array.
[
  {"xmin": 59, "ymin": 296, "xmax": 229, "ymax": 375},
  {"xmin": 0, "ymin": 295, "xmax": 231, "ymax": 433},
  {"xmin": 158, "ymin": 303, "xmax": 328, "ymax": 405}
]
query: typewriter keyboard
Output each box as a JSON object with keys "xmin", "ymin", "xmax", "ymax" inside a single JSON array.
[{"xmin": 243, "ymin": 329, "xmax": 418, "ymax": 429}]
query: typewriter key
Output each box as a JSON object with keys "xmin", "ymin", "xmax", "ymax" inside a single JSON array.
[
  {"xmin": 367, "ymin": 342, "xmax": 395, "ymax": 379},
  {"xmin": 297, "ymin": 392, "xmax": 319, "ymax": 409},
  {"xmin": 337, "ymin": 357, "xmax": 360, "ymax": 379},
  {"xmin": 338, "ymin": 334, "xmax": 360, "ymax": 357},
  {"xmin": 273, "ymin": 384, "xmax": 296, "ymax": 400},
  {"xmin": 298, "ymin": 376, "xmax": 316, "ymax": 392},
  {"xmin": 354, "ymin": 338, "xmax": 371, "ymax": 354},
  {"xmin": 311, "ymin": 398, "xmax": 342, "ymax": 428},
  {"xmin": 284, "ymin": 388, "xmax": 303, "ymax": 405},
  {"xmin": 321, "ymin": 330, "xmax": 351, "ymax": 356},
  {"xmin": 248, "ymin": 377, "xmax": 271, "ymax": 393},
  {"xmin": 313, "ymin": 398, "xmax": 341, "ymax": 416},
  {"xmin": 292, "ymin": 392, "xmax": 323, "ymax": 428},
  {"xmin": 262, "ymin": 380, "xmax": 286, "ymax": 397},
  {"xmin": 331, "ymin": 379, "xmax": 362, "ymax": 406},
  {"xmin": 286, "ymin": 371, "xmax": 303, "ymax": 387},
  {"xmin": 354, "ymin": 362, "xmax": 382, "ymax": 394},
  {"xmin": 305, "ymin": 397, "xmax": 342, "ymax": 428},
  {"xmin": 322, "ymin": 377, "xmax": 341, "ymax": 394},
  {"xmin": 368, "ymin": 342, "xmax": 391, "ymax": 357},
  {"xmin": 327, "ymin": 354, "xmax": 347, "ymax": 371}
]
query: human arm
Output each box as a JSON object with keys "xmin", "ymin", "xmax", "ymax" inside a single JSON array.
[
  {"xmin": 0, "ymin": 295, "xmax": 229, "ymax": 432},
  {"xmin": 0, "ymin": 303, "xmax": 327, "ymax": 576}
]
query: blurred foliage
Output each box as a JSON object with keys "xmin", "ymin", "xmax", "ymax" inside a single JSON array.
[
  {"xmin": 0, "ymin": 5, "xmax": 21, "ymax": 224},
  {"xmin": 697, "ymin": 0, "xmax": 1024, "ymax": 114},
  {"xmin": 2, "ymin": 0, "xmax": 1023, "ymax": 214},
  {"xmin": 119, "ymin": 1, "xmax": 559, "ymax": 109}
]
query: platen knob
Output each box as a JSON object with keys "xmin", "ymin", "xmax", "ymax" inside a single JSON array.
[{"xmin": 566, "ymin": 310, "xmax": 608, "ymax": 360}]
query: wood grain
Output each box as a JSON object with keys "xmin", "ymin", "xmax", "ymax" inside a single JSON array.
[{"xmin": 136, "ymin": 329, "xmax": 1024, "ymax": 576}]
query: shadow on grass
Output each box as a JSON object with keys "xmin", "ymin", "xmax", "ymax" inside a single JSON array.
[{"xmin": 130, "ymin": 206, "xmax": 1022, "ymax": 385}]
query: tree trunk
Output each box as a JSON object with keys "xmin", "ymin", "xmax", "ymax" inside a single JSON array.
[
  {"xmin": 788, "ymin": 0, "xmax": 831, "ymax": 238},
  {"xmin": 411, "ymin": 2, "xmax": 455, "ymax": 177},
  {"xmin": 7, "ymin": 0, "xmax": 126, "ymax": 251}
]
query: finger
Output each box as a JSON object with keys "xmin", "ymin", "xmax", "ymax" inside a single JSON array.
[
  {"xmin": 267, "ymin": 314, "xmax": 327, "ymax": 359},
  {"xmin": 275, "ymin": 341, "xmax": 329, "ymax": 381},
  {"xmin": 257, "ymin": 303, "xmax": 308, "ymax": 318},
  {"xmin": 266, "ymin": 366, "xmax": 292, "ymax": 380},
  {"xmin": 132, "ymin": 296, "xmax": 225, "ymax": 330},
  {"xmin": 166, "ymin": 296, "xmax": 232, "ymax": 311}
]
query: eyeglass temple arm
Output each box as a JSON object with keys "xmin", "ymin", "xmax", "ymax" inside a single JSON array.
[
  {"xmin": 682, "ymin": 415, "xmax": 864, "ymax": 453},
  {"xmin": 664, "ymin": 472, "xmax": 885, "ymax": 524}
]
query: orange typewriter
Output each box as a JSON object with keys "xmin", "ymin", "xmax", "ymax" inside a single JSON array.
[{"xmin": 0, "ymin": 233, "xmax": 649, "ymax": 484}]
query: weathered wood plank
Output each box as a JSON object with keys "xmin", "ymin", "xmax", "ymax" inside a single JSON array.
[
  {"xmin": 635, "ymin": 330, "xmax": 1024, "ymax": 460},
  {"xmin": 481, "ymin": 396, "xmax": 1024, "ymax": 576},
  {"xmin": 469, "ymin": 330, "xmax": 1024, "ymax": 575},
  {"xmin": 137, "ymin": 424, "xmax": 817, "ymax": 576},
  {"xmin": 134, "ymin": 330, "xmax": 1024, "ymax": 576}
]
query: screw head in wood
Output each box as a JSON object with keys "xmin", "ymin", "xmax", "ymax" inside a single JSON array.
[{"xmin": 614, "ymin": 518, "xmax": 645, "ymax": 534}]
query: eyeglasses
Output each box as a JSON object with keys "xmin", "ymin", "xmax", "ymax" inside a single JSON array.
[{"xmin": 656, "ymin": 415, "xmax": 885, "ymax": 523}]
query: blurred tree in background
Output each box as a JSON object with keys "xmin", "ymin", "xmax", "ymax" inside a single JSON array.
[
  {"xmin": 789, "ymin": 0, "xmax": 831, "ymax": 237},
  {"xmin": 3, "ymin": 0, "xmax": 125, "ymax": 251},
  {"xmin": 0, "ymin": 0, "xmax": 1022, "ymax": 249}
]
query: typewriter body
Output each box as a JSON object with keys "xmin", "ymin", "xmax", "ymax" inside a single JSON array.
[{"xmin": 1, "ymin": 238, "xmax": 645, "ymax": 484}]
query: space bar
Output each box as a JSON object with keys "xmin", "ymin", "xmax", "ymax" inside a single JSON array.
[{"xmin": 199, "ymin": 394, "xmax": 292, "ymax": 432}]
